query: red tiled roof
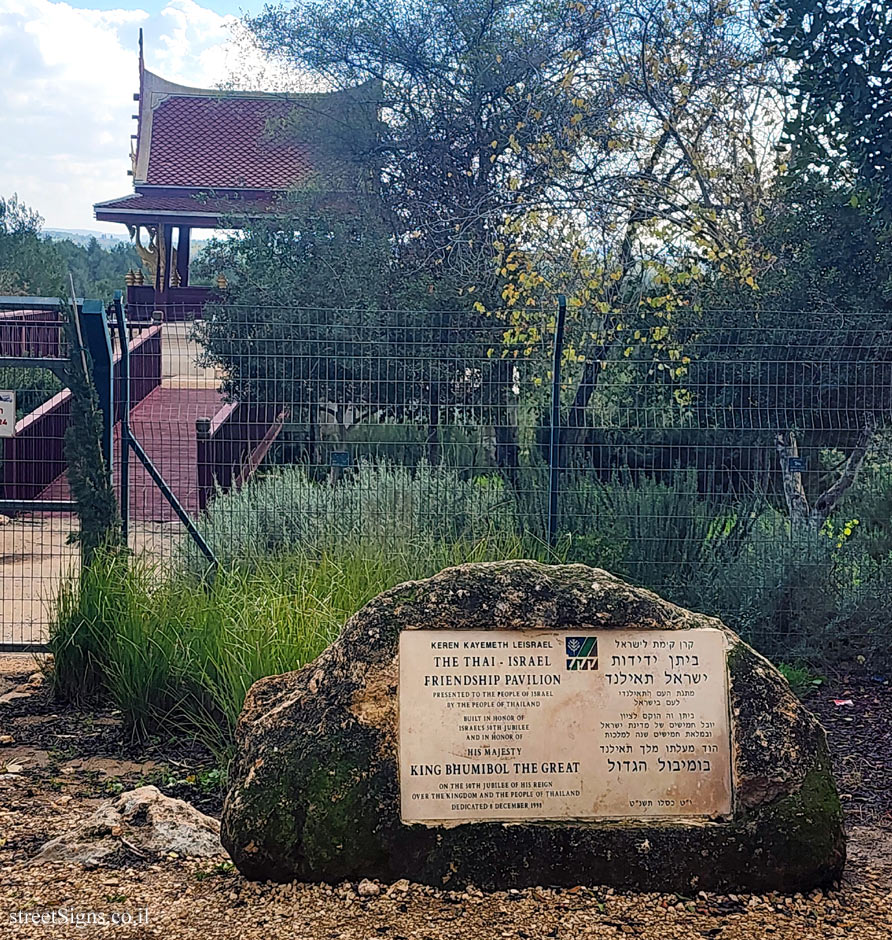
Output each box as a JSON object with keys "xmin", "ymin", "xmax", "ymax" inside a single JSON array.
[
  {"xmin": 145, "ymin": 95, "xmax": 317, "ymax": 189},
  {"xmin": 94, "ymin": 190, "xmax": 285, "ymax": 222},
  {"xmin": 94, "ymin": 68, "xmax": 381, "ymax": 224}
]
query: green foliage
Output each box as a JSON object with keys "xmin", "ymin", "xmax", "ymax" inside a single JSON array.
[
  {"xmin": 776, "ymin": 663, "xmax": 825, "ymax": 699},
  {"xmin": 49, "ymin": 551, "xmax": 135, "ymax": 704},
  {"xmin": 50, "ymin": 532, "xmax": 543, "ymax": 752},
  {"xmin": 677, "ymin": 312, "xmax": 891, "ymax": 443},
  {"xmin": 659, "ymin": 182, "xmax": 892, "ymax": 486},
  {"xmin": 766, "ymin": 0, "xmax": 892, "ymax": 214},
  {"xmin": 53, "ymin": 237, "xmax": 141, "ymax": 298},
  {"xmin": 702, "ymin": 176, "xmax": 892, "ymax": 313},
  {"xmin": 626, "ymin": 174, "xmax": 892, "ymax": 494},
  {"xmin": 62, "ymin": 305, "xmax": 122, "ymax": 564},
  {"xmin": 179, "ymin": 460, "xmax": 520, "ymax": 576},
  {"xmin": 50, "ymin": 457, "xmax": 892, "ymax": 749},
  {"xmin": 0, "ymin": 193, "xmax": 139, "ymax": 298},
  {"xmin": 194, "ymin": 861, "xmax": 236, "ymax": 881},
  {"xmin": 845, "ymin": 458, "xmax": 892, "ymax": 561},
  {"xmin": 341, "ymin": 421, "xmax": 491, "ymax": 471},
  {"xmin": 193, "ymin": 198, "xmax": 504, "ymax": 453},
  {"xmin": 0, "ymin": 367, "xmax": 62, "ymax": 417},
  {"xmin": 558, "ymin": 471, "xmax": 764, "ymax": 607},
  {"xmin": 0, "ymin": 194, "xmax": 64, "ymax": 295}
]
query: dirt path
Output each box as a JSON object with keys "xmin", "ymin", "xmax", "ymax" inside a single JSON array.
[
  {"xmin": 0, "ymin": 520, "xmax": 180, "ymax": 647},
  {"xmin": 1, "ymin": 657, "xmax": 890, "ymax": 939},
  {"xmin": 0, "ymin": 517, "xmax": 78, "ymax": 647}
]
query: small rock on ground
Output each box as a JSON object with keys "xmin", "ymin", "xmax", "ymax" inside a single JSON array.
[{"xmin": 32, "ymin": 786, "xmax": 225, "ymax": 868}]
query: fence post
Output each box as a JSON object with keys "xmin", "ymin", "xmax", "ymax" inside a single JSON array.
[
  {"xmin": 78, "ymin": 299, "xmax": 114, "ymax": 480},
  {"xmin": 196, "ymin": 416, "xmax": 212, "ymax": 511},
  {"xmin": 112, "ymin": 292, "xmax": 130, "ymax": 541},
  {"xmin": 547, "ymin": 294, "xmax": 567, "ymax": 547}
]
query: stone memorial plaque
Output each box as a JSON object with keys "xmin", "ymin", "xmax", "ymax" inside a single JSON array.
[{"xmin": 399, "ymin": 628, "xmax": 732, "ymax": 824}]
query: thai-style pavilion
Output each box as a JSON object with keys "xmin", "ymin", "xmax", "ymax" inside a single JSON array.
[{"xmin": 95, "ymin": 33, "xmax": 381, "ymax": 316}]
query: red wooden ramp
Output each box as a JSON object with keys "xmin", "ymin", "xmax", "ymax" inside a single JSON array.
[{"xmin": 40, "ymin": 385, "xmax": 223, "ymax": 522}]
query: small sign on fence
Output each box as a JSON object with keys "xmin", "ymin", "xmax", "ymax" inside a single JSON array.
[
  {"xmin": 329, "ymin": 450, "xmax": 351, "ymax": 468},
  {"xmin": 0, "ymin": 390, "xmax": 15, "ymax": 438},
  {"xmin": 787, "ymin": 456, "xmax": 807, "ymax": 472}
]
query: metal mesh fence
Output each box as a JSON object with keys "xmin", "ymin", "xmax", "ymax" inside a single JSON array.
[
  {"xmin": 0, "ymin": 307, "xmax": 75, "ymax": 650},
  {"xmin": 2, "ymin": 300, "xmax": 891, "ymax": 663}
]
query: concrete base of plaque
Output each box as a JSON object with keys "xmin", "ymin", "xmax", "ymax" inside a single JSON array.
[{"xmin": 222, "ymin": 562, "xmax": 845, "ymax": 892}]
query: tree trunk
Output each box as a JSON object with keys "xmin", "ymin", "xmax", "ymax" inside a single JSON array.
[
  {"xmin": 564, "ymin": 333, "xmax": 614, "ymax": 451},
  {"xmin": 776, "ymin": 420, "xmax": 875, "ymax": 532},
  {"xmin": 426, "ymin": 389, "xmax": 441, "ymax": 466},
  {"xmin": 775, "ymin": 431, "xmax": 811, "ymax": 530},
  {"xmin": 307, "ymin": 393, "xmax": 319, "ymax": 468},
  {"xmin": 494, "ymin": 359, "xmax": 520, "ymax": 487}
]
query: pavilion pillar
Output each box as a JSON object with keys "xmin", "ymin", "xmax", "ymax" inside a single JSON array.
[
  {"xmin": 176, "ymin": 226, "xmax": 191, "ymax": 286},
  {"xmin": 156, "ymin": 223, "xmax": 173, "ymax": 305}
]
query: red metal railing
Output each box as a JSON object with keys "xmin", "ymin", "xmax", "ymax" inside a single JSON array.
[
  {"xmin": 0, "ymin": 309, "xmax": 64, "ymax": 358},
  {"xmin": 125, "ymin": 285, "xmax": 215, "ymax": 322},
  {"xmin": 197, "ymin": 403, "xmax": 286, "ymax": 510},
  {"xmin": 0, "ymin": 388, "xmax": 72, "ymax": 501},
  {"xmin": 114, "ymin": 325, "xmax": 162, "ymax": 420},
  {"xmin": 0, "ymin": 325, "xmax": 162, "ymax": 502}
]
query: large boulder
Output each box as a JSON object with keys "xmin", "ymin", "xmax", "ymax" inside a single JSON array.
[{"xmin": 222, "ymin": 561, "xmax": 845, "ymax": 892}]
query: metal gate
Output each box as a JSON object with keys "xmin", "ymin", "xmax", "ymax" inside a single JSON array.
[
  {"xmin": 0, "ymin": 293, "xmax": 223, "ymax": 652},
  {"xmin": 0, "ymin": 297, "xmax": 90, "ymax": 651}
]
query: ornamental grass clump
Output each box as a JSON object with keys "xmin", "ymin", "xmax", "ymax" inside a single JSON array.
[{"xmin": 49, "ymin": 532, "xmax": 540, "ymax": 752}]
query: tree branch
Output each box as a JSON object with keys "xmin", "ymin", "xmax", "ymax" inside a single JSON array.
[{"xmin": 811, "ymin": 416, "xmax": 876, "ymax": 523}]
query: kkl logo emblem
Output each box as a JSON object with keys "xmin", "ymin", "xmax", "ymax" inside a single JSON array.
[{"xmin": 565, "ymin": 636, "xmax": 598, "ymax": 670}]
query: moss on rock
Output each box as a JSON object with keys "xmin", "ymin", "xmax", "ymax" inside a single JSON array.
[{"xmin": 222, "ymin": 561, "xmax": 845, "ymax": 891}]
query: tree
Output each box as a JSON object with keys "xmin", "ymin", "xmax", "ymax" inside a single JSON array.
[
  {"xmin": 241, "ymin": 0, "xmax": 788, "ymax": 481},
  {"xmin": 491, "ymin": 0, "xmax": 783, "ymax": 452},
  {"xmin": 194, "ymin": 195, "xmax": 503, "ymax": 465},
  {"xmin": 0, "ymin": 194, "xmax": 140, "ymax": 298},
  {"xmin": 54, "ymin": 238, "xmax": 141, "ymax": 298},
  {"xmin": 703, "ymin": 175, "xmax": 892, "ymax": 311},
  {"xmin": 246, "ymin": 0, "xmax": 608, "ymax": 290},
  {"xmin": 0, "ymin": 194, "xmax": 64, "ymax": 295},
  {"xmin": 243, "ymin": 0, "xmax": 622, "ymax": 477},
  {"xmin": 63, "ymin": 305, "xmax": 122, "ymax": 563},
  {"xmin": 765, "ymin": 0, "xmax": 892, "ymax": 214},
  {"xmin": 653, "ymin": 175, "xmax": 892, "ymax": 526}
]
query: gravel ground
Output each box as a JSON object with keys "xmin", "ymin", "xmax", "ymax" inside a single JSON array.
[{"xmin": 1, "ymin": 655, "xmax": 891, "ymax": 939}]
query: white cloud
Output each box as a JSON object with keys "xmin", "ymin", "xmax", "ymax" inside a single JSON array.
[{"xmin": 0, "ymin": 0, "xmax": 271, "ymax": 232}]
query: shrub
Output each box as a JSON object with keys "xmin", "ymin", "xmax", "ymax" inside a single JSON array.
[
  {"xmin": 0, "ymin": 366, "xmax": 62, "ymax": 417},
  {"xmin": 559, "ymin": 470, "xmax": 763, "ymax": 608},
  {"xmin": 179, "ymin": 460, "xmax": 520, "ymax": 575},
  {"xmin": 50, "ymin": 461, "xmax": 892, "ymax": 750}
]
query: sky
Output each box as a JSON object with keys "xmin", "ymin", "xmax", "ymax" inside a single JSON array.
[{"xmin": 0, "ymin": 0, "xmax": 282, "ymax": 234}]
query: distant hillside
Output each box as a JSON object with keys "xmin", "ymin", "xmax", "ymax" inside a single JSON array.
[{"xmin": 45, "ymin": 228, "xmax": 129, "ymax": 248}]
